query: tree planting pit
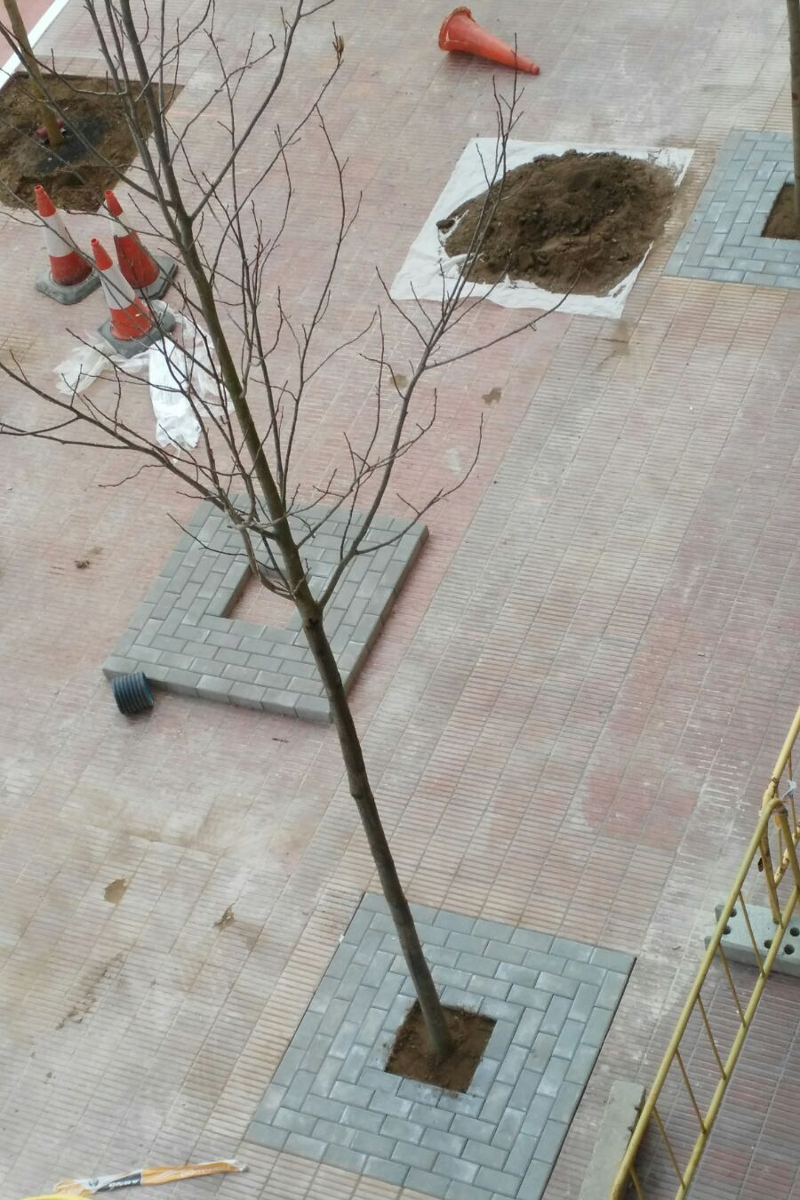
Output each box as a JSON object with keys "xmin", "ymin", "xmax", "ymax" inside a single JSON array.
[
  {"xmin": 385, "ymin": 1001, "xmax": 495, "ymax": 1091},
  {"xmin": 0, "ymin": 73, "xmax": 179, "ymax": 211},
  {"xmin": 762, "ymin": 183, "xmax": 800, "ymax": 240},
  {"xmin": 439, "ymin": 150, "xmax": 675, "ymax": 295}
]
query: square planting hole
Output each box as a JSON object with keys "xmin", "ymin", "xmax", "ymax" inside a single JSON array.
[
  {"xmin": 230, "ymin": 568, "xmax": 295, "ymax": 626},
  {"xmin": 385, "ymin": 1002, "xmax": 495, "ymax": 1092},
  {"xmin": 762, "ymin": 183, "xmax": 800, "ymax": 239},
  {"xmin": 248, "ymin": 893, "xmax": 635, "ymax": 1200},
  {"xmin": 0, "ymin": 73, "xmax": 180, "ymax": 212},
  {"xmin": 665, "ymin": 131, "xmax": 800, "ymax": 289}
]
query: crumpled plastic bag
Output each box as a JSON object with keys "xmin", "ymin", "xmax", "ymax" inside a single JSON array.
[{"xmin": 54, "ymin": 300, "xmax": 222, "ymax": 451}]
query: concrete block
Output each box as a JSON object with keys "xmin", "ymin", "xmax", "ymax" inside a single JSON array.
[
  {"xmin": 363, "ymin": 1156, "xmax": 407, "ymax": 1186},
  {"xmin": 421, "ymin": 1127, "xmax": 465, "ymax": 1156},
  {"xmin": 519, "ymin": 1158, "xmax": 551, "ymax": 1200},
  {"xmin": 433, "ymin": 1153, "xmax": 478, "ymax": 1184},
  {"xmin": 538, "ymin": 1053, "xmax": 570, "ymax": 1098},
  {"xmin": 247, "ymin": 1121, "xmax": 288, "ymax": 1151},
  {"xmin": 352, "ymin": 1130, "xmax": 395, "ymax": 1159},
  {"xmin": 322, "ymin": 1143, "xmax": 367, "ymax": 1173},
  {"xmin": 491, "ymin": 1105, "xmax": 525, "ymax": 1149},
  {"xmin": 405, "ymin": 1167, "xmax": 451, "ymax": 1198},
  {"xmin": 391, "ymin": 1141, "xmax": 437, "ymax": 1169},
  {"xmin": 476, "ymin": 1166, "xmax": 522, "ymax": 1195},
  {"xmin": 273, "ymin": 1107, "xmax": 316, "ymax": 1136},
  {"xmin": 533, "ymin": 1117, "xmax": 568, "ymax": 1162},
  {"xmin": 510, "ymin": 928, "xmax": 554, "ymax": 953},
  {"xmin": 520, "ymin": 1093, "xmax": 554, "ymax": 1138},
  {"xmin": 284, "ymin": 1132, "xmax": 327, "ymax": 1161},
  {"xmin": 553, "ymin": 1018, "xmax": 585, "ymax": 1059},
  {"xmin": 709, "ymin": 901, "xmax": 800, "ymax": 976}
]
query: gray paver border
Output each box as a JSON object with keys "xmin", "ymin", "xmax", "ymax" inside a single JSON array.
[
  {"xmin": 102, "ymin": 498, "xmax": 427, "ymax": 722},
  {"xmin": 665, "ymin": 130, "xmax": 800, "ymax": 288},
  {"xmin": 247, "ymin": 894, "xmax": 635, "ymax": 1200}
]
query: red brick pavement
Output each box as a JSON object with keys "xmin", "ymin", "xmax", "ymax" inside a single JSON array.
[{"xmin": 2, "ymin": 1, "xmax": 800, "ymax": 1199}]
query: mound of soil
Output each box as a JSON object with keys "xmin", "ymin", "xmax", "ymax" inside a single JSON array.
[
  {"xmin": 0, "ymin": 74, "xmax": 179, "ymax": 212},
  {"xmin": 763, "ymin": 183, "xmax": 800, "ymax": 240},
  {"xmin": 439, "ymin": 150, "xmax": 675, "ymax": 296},
  {"xmin": 385, "ymin": 1002, "xmax": 495, "ymax": 1092}
]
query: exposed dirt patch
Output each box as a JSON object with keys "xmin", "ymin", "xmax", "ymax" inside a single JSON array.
[
  {"xmin": 215, "ymin": 905, "xmax": 235, "ymax": 929},
  {"xmin": 103, "ymin": 877, "xmax": 128, "ymax": 904},
  {"xmin": 75, "ymin": 546, "xmax": 102, "ymax": 570},
  {"xmin": 439, "ymin": 150, "xmax": 675, "ymax": 296},
  {"xmin": 0, "ymin": 74, "xmax": 179, "ymax": 212},
  {"xmin": 482, "ymin": 386, "xmax": 502, "ymax": 405},
  {"xmin": 763, "ymin": 183, "xmax": 800, "ymax": 239},
  {"xmin": 385, "ymin": 1002, "xmax": 494, "ymax": 1092}
]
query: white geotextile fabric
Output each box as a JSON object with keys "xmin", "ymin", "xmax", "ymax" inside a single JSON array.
[
  {"xmin": 390, "ymin": 139, "xmax": 695, "ymax": 319},
  {"xmin": 54, "ymin": 301, "xmax": 220, "ymax": 451}
]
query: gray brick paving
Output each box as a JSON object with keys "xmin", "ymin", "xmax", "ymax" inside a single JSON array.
[
  {"xmin": 666, "ymin": 131, "xmax": 800, "ymax": 287},
  {"xmin": 247, "ymin": 894, "xmax": 634, "ymax": 1200},
  {"xmin": 103, "ymin": 497, "xmax": 427, "ymax": 722}
]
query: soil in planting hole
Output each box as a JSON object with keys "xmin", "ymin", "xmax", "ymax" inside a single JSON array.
[
  {"xmin": 385, "ymin": 1003, "xmax": 495, "ymax": 1092},
  {"xmin": 762, "ymin": 183, "xmax": 800, "ymax": 239},
  {"xmin": 0, "ymin": 73, "xmax": 180, "ymax": 212},
  {"xmin": 439, "ymin": 150, "xmax": 675, "ymax": 296}
]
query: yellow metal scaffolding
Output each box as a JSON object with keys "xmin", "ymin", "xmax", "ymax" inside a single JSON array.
[{"xmin": 609, "ymin": 705, "xmax": 800, "ymax": 1200}]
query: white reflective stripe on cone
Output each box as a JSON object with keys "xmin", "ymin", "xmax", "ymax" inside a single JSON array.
[
  {"xmin": 97, "ymin": 258, "xmax": 139, "ymax": 312},
  {"xmin": 42, "ymin": 209, "xmax": 75, "ymax": 260}
]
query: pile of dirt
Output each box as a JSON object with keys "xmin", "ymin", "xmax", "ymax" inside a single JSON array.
[
  {"xmin": 439, "ymin": 150, "xmax": 675, "ymax": 296},
  {"xmin": 763, "ymin": 183, "xmax": 800, "ymax": 240},
  {"xmin": 0, "ymin": 74, "xmax": 178, "ymax": 212},
  {"xmin": 385, "ymin": 1002, "xmax": 495, "ymax": 1092}
]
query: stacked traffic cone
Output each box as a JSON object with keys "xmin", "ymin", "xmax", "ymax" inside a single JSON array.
[
  {"xmin": 439, "ymin": 7, "xmax": 540, "ymax": 75},
  {"xmin": 34, "ymin": 183, "xmax": 100, "ymax": 305},
  {"xmin": 92, "ymin": 238, "xmax": 175, "ymax": 357},
  {"xmin": 104, "ymin": 189, "xmax": 178, "ymax": 299}
]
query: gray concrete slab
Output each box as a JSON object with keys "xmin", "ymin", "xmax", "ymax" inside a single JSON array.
[
  {"xmin": 103, "ymin": 497, "xmax": 427, "ymax": 720},
  {"xmin": 247, "ymin": 894, "xmax": 634, "ymax": 1200}
]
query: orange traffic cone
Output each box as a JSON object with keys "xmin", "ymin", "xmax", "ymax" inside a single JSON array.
[
  {"xmin": 92, "ymin": 238, "xmax": 174, "ymax": 357},
  {"xmin": 439, "ymin": 7, "xmax": 539, "ymax": 75},
  {"xmin": 34, "ymin": 183, "xmax": 100, "ymax": 305},
  {"xmin": 104, "ymin": 189, "xmax": 178, "ymax": 299}
]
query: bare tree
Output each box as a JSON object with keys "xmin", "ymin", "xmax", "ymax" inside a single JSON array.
[
  {"xmin": 2, "ymin": 0, "xmax": 63, "ymax": 145},
  {"xmin": 0, "ymin": 0, "xmax": 553, "ymax": 1061}
]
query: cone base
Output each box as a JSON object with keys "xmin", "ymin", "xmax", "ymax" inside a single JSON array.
[
  {"xmin": 135, "ymin": 253, "xmax": 179, "ymax": 300},
  {"xmin": 98, "ymin": 308, "xmax": 176, "ymax": 358},
  {"xmin": 35, "ymin": 269, "xmax": 100, "ymax": 306}
]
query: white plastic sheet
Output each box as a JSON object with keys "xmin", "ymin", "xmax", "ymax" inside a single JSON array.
[
  {"xmin": 54, "ymin": 301, "xmax": 222, "ymax": 451},
  {"xmin": 390, "ymin": 139, "xmax": 695, "ymax": 319}
]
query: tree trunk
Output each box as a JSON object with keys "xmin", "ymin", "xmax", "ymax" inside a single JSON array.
[
  {"xmin": 118, "ymin": 8, "xmax": 455, "ymax": 1061},
  {"xmin": 3, "ymin": 0, "xmax": 63, "ymax": 146},
  {"xmin": 293, "ymin": 582, "xmax": 455, "ymax": 1061},
  {"xmin": 789, "ymin": 0, "xmax": 800, "ymax": 229}
]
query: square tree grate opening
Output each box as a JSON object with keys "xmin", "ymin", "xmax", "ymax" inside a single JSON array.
[
  {"xmin": 385, "ymin": 1002, "xmax": 495, "ymax": 1092},
  {"xmin": 762, "ymin": 183, "xmax": 800, "ymax": 240}
]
